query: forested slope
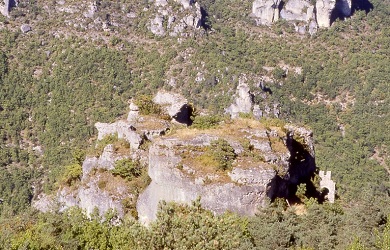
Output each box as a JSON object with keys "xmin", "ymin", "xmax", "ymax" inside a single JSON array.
[{"xmin": 0, "ymin": 0, "xmax": 389, "ymax": 248}]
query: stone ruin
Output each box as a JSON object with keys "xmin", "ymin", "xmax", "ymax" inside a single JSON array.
[{"xmin": 319, "ymin": 170, "xmax": 336, "ymax": 203}]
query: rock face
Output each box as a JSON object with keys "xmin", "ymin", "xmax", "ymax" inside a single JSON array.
[
  {"xmin": 137, "ymin": 122, "xmax": 316, "ymax": 224},
  {"xmin": 226, "ymin": 78, "xmax": 280, "ymax": 119},
  {"xmin": 252, "ymin": 0, "xmax": 281, "ymax": 25},
  {"xmin": 253, "ymin": 0, "xmax": 352, "ymax": 30},
  {"xmin": 149, "ymin": 0, "xmax": 203, "ymax": 36},
  {"xmin": 225, "ymin": 83, "xmax": 254, "ymax": 119},
  {"xmin": 316, "ymin": 0, "xmax": 337, "ymax": 27},
  {"xmin": 280, "ymin": 0, "xmax": 314, "ymax": 22},
  {"xmin": 153, "ymin": 90, "xmax": 193, "ymax": 124}
]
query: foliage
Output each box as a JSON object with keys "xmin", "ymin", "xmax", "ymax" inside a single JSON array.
[
  {"xmin": 134, "ymin": 95, "xmax": 163, "ymax": 116},
  {"xmin": 111, "ymin": 159, "xmax": 142, "ymax": 181},
  {"xmin": 209, "ymin": 139, "xmax": 236, "ymax": 171},
  {"xmin": 191, "ymin": 114, "xmax": 221, "ymax": 129},
  {"xmin": 61, "ymin": 163, "xmax": 82, "ymax": 186}
]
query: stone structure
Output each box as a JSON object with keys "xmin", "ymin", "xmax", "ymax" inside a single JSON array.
[{"xmin": 319, "ymin": 170, "xmax": 336, "ymax": 203}]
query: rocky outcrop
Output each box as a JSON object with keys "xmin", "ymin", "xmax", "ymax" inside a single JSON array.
[
  {"xmin": 319, "ymin": 170, "xmax": 335, "ymax": 203},
  {"xmin": 316, "ymin": 0, "xmax": 337, "ymax": 27},
  {"xmin": 0, "ymin": 0, "xmax": 17, "ymax": 17},
  {"xmin": 149, "ymin": 0, "xmax": 203, "ymax": 36},
  {"xmin": 137, "ymin": 122, "xmax": 316, "ymax": 224},
  {"xmin": 253, "ymin": 0, "xmax": 353, "ymax": 31},
  {"xmin": 252, "ymin": 0, "xmax": 281, "ymax": 25},
  {"xmin": 225, "ymin": 83, "xmax": 253, "ymax": 119},
  {"xmin": 226, "ymin": 78, "xmax": 280, "ymax": 119},
  {"xmin": 153, "ymin": 90, "xmax": 193, "ymax": 124},
  {"xmin": 280, "ymin": 0, "xmax": 314, "ymax": 22},
  {"xmin": 149, "ymin": 0, "xmax": 202, "ymax": 36}
]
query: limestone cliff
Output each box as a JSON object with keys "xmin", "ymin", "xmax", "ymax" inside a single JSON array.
[
  {"xmin": 137, "ymin": 120, "xmax": 316, "ymax": 224},
  {"xmin": 34, "ymin": 93, "xmax": 316, "ymax": 224},
  {"xmin": 252, "ymin": 0, "xmax": 353, "ymax": 31}
]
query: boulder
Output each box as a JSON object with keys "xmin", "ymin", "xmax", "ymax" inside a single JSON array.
[
  {"xmin": 150, "ymin": 15, "xmax": 166, "ymax": 36},
  {"xmin": 21, "ymin": 24, "xmax": 32, "ymax": 33}
]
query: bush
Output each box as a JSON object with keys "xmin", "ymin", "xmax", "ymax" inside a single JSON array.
[
  {"xmin": 191, "ymin": 115, "xmax": 221, "ymax": 129},
  {"xmin": 134, "ymin": 95, "xmax": 163, "ymax": 116},
  {"xmin": 210, "ymin": 139, "xmax": 236, "ymax": 171},
  {"xmin": 61, "ymin": 163, "xmax": 82, "ymax": 186},
  {"xmin": 111, "ymin": 159, "xmax": 142, "ymax": 181}
]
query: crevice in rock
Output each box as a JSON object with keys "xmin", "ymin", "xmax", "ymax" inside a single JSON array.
[
  {"xmin": 266, "ymin": 135, "xmax": 318, "ymax": 203},
  {"xmin": 173, "ymin": 104, "xmax": 194, "ymax": 125}
]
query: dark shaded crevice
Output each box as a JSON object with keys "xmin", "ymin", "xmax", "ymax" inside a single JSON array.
[
  {"xmin": 267, "ymin": 134, "xmax": 318, "ymax": 203},
  {"xmin": 199, "ymin": 6, "xmax": 211, "ymax": 30},
  {"xmin": 173, "ymin": 104, "xmax": 194, "ymax": 125}
]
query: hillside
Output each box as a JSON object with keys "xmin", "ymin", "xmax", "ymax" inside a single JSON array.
[{"xmin": 0, "ymin": 0, "xmax": 389, "ymax": 249}]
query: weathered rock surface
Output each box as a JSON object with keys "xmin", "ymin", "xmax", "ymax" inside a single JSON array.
[
  {"xmin": 252, "ymin": 0, "xmax": 281, "ymax": 25},
  {"xmin": 316, "ymin": 0, "xmax": 336, "ymax": 27},
  {"xmin": 225, "ymin": 83, "xmax": 253, "ymax": 119},
  {"xmin": 153, "ymin": 90, "xmax": 192, "ymax": 124},
  {"xmin": 280, "ymin": 0, "xmax": 314, "ymax": 22},
  {"xmin": 0, "ymin": 0, "xmax": 17, "ymax": 17},
  {"xmin": 58, "ymin": 172, "xmax": 131, "ymax": 217},
  {"xmin": 95, "ymin": 103, "xmax": 171, "ymax": 149},
  {"xmin": 253, "ymin": 0, "xmax": 352, "ymax": 30},
  {"xmin": 137, "ymin": 122, "xmax": 316, "ymax": 224},
  {"xmin": 149, "ymin": 0, "xmax": 203, "ymax": 36},
  {"xmin": 20, "ymin": 24, "xmax": 32, "ymax": 33}
]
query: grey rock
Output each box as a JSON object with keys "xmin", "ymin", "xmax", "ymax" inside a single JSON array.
[
  {"xmin": 319, "ymin": 170, "xmax": 336, "ymax": 203},
  {"xmin": 150, "ymin": 15, "xmax": 166, "ymax": 36},
  {"xmin": 308, "ymin": 19, "xmax": 318, "ymax": 35},
  {"xmin": 95, "ymin": 121, "xmax": 142, "ymax": 150},
  {"xmin": 32, "ymin": 193, "xmax": 55, "ymax": 212},
  {"xmin": 229, "ymin": 167, "xmax": 275, "ymax": 186},
  {"xmin": 153, "ymin": 90, "xmax": 192, "ymax": 124},
  {"xmin": 226, "ymin": 82, "xmax": 253, "ymax": 119},
  {"xmin": 316, "ymin": 0, "xmax": 336, "ymax": 27},
  {"xmin": 137, "ymin": 136, "xmax": 273, "ymax": 224},
  {"xmin": 252, "ymin": 0, "xmax": 281, "ymax": 25},
  {"xmin": 280, "ymin": 0, "xmax": 314, "ymax": 22},
  {"xmin": 127, "ymin": 102, "xmax": 139, "ymax": 122},
  {"xmin": 21, "ymin": 24, "xmax": 32, "ymax": 33},
  {"xmin": 137, "ymin": 130, "xmax": 302, "ymax": 224},
  {"xmin": 0, "ymin": 0, "xmax": 17, "ymax": 17},
  {"xmin": 250, "ymin": 139, "xmax": 272, "ymax": 152}
]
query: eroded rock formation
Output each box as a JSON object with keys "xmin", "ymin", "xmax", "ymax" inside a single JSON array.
[
  {"xmin": 252, "ymin": 0, "xmax": 353, "ymax": 31},
  {"xmin": 137, "ymin": 122, "xmax": 316, "ymax": 224},
  {"xmin": 149, "ymin": 0, "xmax": 203, "ymax": 36}
]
